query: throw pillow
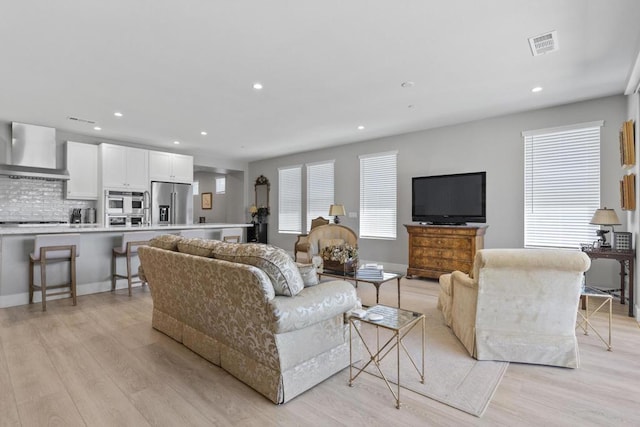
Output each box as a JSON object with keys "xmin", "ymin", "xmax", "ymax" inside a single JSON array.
[
  {"xmin": 150, "ymin": 234, "xmax": 182, "ymax": 251},
  {"xmin": 177, "ymin": 237, "xmax": 222, "ymax": 257},
  {"xmin": 215, "ymin": 243, "xmax": 305, "ymax": 297},
  {"xmin": 296, "ymin": 262, "xmax": 319, "ymax": 287}
]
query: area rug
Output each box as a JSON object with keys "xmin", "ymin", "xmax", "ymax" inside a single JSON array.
[{"xmin": 350, "ymin": 307, "xmax": 508, "ymax": 417}]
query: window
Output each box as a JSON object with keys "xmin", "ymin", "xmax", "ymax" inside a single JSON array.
[
  {"xmin": 278, "ymin": 165, "xmax": 302, "ymax": 234},
  {"xmin": 192, "ymin": 181, "xmax": 199, "ymax": 195},
  {"xmin": 523, "ymin": 121, "xmax": 602, "ymax": 249},
  {"xmin": 359, "ymin": 151, "xmax": 397, "ymax": 239},
  {"xmin": 215, "ymin": 177, "xmax": 226, "ymax": 194},
  {"xmin": 306, "ymin": 160, "xmax": 334, "ymax": 231}
]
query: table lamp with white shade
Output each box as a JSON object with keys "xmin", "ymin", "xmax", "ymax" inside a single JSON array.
[
  {"xmin": 589, "ymin": 207, "xmax": 621, "ymax": 248},
  {"xmin": 329, "ymin": 204, "xmax": 346, "ymax": 224}
]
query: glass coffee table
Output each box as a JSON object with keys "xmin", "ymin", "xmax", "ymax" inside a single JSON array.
[
  {"xmin": 348, "ymin": 304, "xmax": 425, "ymax": 409},
  {"xmin": 318, "ymin": 270, "xmax": 403, "ymax": 307},
  {"xmin": 577, "ymin": 286, "xmax": 613, "ymax": 351}
]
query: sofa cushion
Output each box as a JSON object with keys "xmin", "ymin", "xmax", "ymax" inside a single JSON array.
[
  {"xmin": 215, "ymin": 243, "xmax": 304, "ymax": 296},
  {"xmin": 269, "ymin": 280, "xmax": 357, "ymax": 333},
  {"xmin": 177, "ymin": 237, "xmax": 222, "ymax": 257},
  {"xmin": 296, "ymin": 262, "xmax": 319, "ymax": 287},
  {"xmin": 150, "ymin": 234, "xmax": 182, "ymax": 251}
]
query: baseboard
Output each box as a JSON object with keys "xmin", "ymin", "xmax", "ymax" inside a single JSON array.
[{"xmin": 0, "ymin": 280, "xmax": 144, "ymax": 308}]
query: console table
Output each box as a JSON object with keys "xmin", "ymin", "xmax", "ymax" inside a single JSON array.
[{"xmin": 581, "ymin": 247, "xmax": 635, "ymax": 317}]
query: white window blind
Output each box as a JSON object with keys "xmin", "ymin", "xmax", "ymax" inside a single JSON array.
[
  {"xmin": 523, "ymin": 121, "xmax": 602, "ymax": 249},
  {"xmin": 278, "ymin": 166, "xmax": 302, "ymax": 234},
  {"xmin": 215, "ymin": 177, "xmax": 226, "ymax": 194},
  {"xmin": 359, "ymin": 151, "xmax": 397, "ymax": 239},
  {"xmin": 306, "ymin": 160, "xmax": 334, "ymax": 231}
]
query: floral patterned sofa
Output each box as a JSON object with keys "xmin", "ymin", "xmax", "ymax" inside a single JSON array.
[{"xmin": 138, "ymin": 235, "xmax": 359, "ymax": 404}]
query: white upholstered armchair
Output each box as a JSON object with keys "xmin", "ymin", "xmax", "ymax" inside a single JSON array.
[{"xmin": 438, "ymin": 248, "xmax": 591, "ymax": 368}]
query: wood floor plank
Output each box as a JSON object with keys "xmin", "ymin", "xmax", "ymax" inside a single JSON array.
[
  {"xmin": 0, "ymin": 340, "xmax": 20, "ymax": 427},
  {"xmin": 0, "ymin": 278, "xmax": 638, "ymax": 426},
  {"xmin": 3, "ymin": 338, "xmax": 69, "ymax": 406},
  {"xmin": 82, "ymin": 333, "xmax": 158, "ymax": 396},
  {"xmin": 47, "ymin": 344, "xmax": 151, "ymax": 427},
  {"xmin": 17, "ymin": 392, "xmax": 85, "ymax": 427}
]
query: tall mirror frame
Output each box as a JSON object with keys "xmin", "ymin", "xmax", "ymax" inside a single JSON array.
[{"xmin": 255, "ymin": 175, "xmax": 270, "ymax": 222}]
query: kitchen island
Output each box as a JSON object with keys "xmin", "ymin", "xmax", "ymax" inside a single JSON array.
[{"xmin": 0, "ymin": 223, "xmax": 252, "ymax": 308}]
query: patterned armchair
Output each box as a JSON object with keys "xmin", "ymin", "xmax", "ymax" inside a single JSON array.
[{"xmin": 294, "ymin": 216, "xmax": 330, "ymax": 262}]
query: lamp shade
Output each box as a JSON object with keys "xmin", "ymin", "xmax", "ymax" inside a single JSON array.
[
  {"xmin": 329, "ymin": 204, "xmax": 346, "ymax": 216},
  {"xmin": 590, "ymin": 207, "xmax": 621, "ymax": 226},
  {"xmin": 249, "ymin": 205, "xmax": 258, "ymax": 214}
]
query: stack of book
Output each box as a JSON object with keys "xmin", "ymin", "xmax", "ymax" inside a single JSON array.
[{"xmin": 356, "ymin": 263, "xmax": 384, "ymax": 280}]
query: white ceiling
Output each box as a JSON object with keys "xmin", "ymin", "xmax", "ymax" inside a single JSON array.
[{"xmin": 1, "ymin": 0, "xmax": 640, "ymax": 165}]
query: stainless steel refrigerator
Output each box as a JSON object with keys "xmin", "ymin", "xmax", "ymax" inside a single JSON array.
[{"xmin": 151, "ymin": 181, "xmax": 193, "ymax": 225}]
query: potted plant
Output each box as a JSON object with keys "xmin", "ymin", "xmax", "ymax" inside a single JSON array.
[{"xmin": 321, "ymin": 244, "xmax": 358, "ymax": 274}]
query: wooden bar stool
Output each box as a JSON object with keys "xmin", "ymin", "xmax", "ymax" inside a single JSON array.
[
  {"xmin": 29, "ymin": 233, "xmax": 81, "ymax": 311},
  {"xmin": 111, "ymin": 231, "xmax": 157, "ymax": 296},
  {"xmin": 221, "ymin": 227, "xmax": 242, "ymax": 243}
]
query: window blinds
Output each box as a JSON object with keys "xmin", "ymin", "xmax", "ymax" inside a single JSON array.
[
  {"xmin": 359, "ymin": 151, "xmax": 397, "ymax": 239},
  {"xmin": 306, "ymin": 160, "xmax": 334, "ymax": 231},
  {"xmin": 523, "ymin": 121, "xmax": 602, "ymax": 249},
  {"xmin": 278, "ymin": 166, "xmax": 302, "ymax": 234}
]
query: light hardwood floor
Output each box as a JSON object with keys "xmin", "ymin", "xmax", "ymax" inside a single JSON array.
[{"xmin": 1, "ymin": 278, "xmax": 639, "ymax": 426}]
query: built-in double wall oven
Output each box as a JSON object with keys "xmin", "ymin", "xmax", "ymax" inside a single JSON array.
[{"xmin": 105, "ymin": 190, "xmax": 145, "ymax": 226}]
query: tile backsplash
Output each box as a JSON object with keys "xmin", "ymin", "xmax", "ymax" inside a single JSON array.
[{"xmin": 0, "ymin": 177, "xmax": 95, "ymax": 222}]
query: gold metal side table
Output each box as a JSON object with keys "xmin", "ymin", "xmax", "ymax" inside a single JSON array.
[
  {"xmin": 576, "ymin": 286, "xmax": 613, "ymax": 351},
  {"xmin": 348, "ymin": 305, "xmax": 425, "ymax": 409}
]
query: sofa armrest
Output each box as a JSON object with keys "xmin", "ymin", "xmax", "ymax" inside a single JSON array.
[{"xmin": 269, "ymin": 280, "xmax": 357, "ymax": 334}]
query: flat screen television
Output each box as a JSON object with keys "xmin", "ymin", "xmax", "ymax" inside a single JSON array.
[{"xmin": 412, "ymin": 171, "xmax": 486, "ymax": 225}]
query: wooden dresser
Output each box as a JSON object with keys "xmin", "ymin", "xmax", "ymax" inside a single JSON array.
[{"xmin": 404, "ymin": 224, "xmax": 488, "ymax": 279}]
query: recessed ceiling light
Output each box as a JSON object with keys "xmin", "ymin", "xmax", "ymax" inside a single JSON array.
[
  {"xmin": 357, "ymin": 125, "xmax": 365, "ymax": 130},
  {"xmin": 114, "ymin": 112, "xmax": 123, "ymax": 117},
  {"xmin": 531, "ymin": 86, "xmax": 543, "ymax": 93},
  {"xmin": 401, "ymin": 81, "xmax": 415, "ymax": 88},
  {"xmin": 173, "ymin": 140, "xmax": 180, "ymax": 145},
  {"xmin": 200, "ymin": 131, "xmax": 207, "ymax": 136},
  {"xmin": 252, "ymin": 82, "xmax": 263, "ymax": 90},
  {"xmin": 94, "ymin": 126, "xmax": 101, "ymax": 131}
]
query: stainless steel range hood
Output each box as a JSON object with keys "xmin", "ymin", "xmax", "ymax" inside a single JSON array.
[{"xmin": 0, "ymin": 122, "xmax": 70, "ymax": 180}]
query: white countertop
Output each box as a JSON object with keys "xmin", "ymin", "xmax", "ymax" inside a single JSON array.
[{"xmin": 0, "ymin": 223, "xmax": 253, "ymax": 236}]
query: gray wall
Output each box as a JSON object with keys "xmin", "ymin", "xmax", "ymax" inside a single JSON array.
[
  {"xmin": 193, "ymin": 171, "xmax": 229, "ymax": 223},
  {"xmin": 249, "ymin": 95, "xmax": 626, "ymax": 281}
]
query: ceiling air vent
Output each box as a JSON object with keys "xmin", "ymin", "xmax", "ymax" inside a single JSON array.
[
  {"xmin": 528, "ymin": 31, "xmax": 559, "ymax": 56},
  {"xmin": 67, "ymin": 116, "xmax": 96, "ymax": 124}
]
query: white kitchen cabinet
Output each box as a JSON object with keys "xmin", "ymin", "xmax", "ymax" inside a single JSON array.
[
  {"xmin": 100, "ymin": 143, "xmax": 149, "ymax": 191},
  {"xmin": 149, "ymin": 151, "xmax": 193, "ymax": 183},
  {"xmin": 65, "ymin": 141, "xmax": 98, "ymax": 200}
]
